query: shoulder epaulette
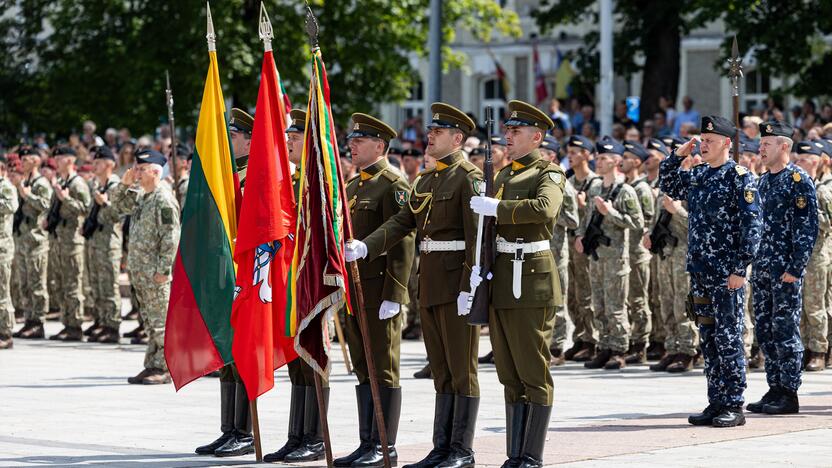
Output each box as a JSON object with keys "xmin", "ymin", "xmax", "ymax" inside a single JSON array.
[
  {"xmin": 381, "ymin": 170, "xmax": 399, "ymax": 182},
  {"xmin": 459, "ymin": 160, "xmax": 477, "ymax": 173},
  {"xmin": 735, "ymin": 165, "xmax": 748, "ymax": 176},
  {"xmin": 418, "ymin": 167, "xmax": 435, "ymax": 177},
  {"xmin": 347, "ymin": 174, "xmax": 361, "ymax": 184}
]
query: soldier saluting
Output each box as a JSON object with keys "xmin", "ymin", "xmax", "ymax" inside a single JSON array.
[
  {"xmin": 660, "ymin": 115, "xmax": 762, "ymax": 428},
  {"xmin": 468, "ymin": 100, "xmax": 565, "ymax": 468},
  {"xmin": 346, "ymin": 103, "xmax": 482, "ymax": 468}
]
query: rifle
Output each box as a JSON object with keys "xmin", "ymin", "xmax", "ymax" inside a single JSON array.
[
  {"xmin": 728, "ymin": 36, "xmax": 743, "ymax": 163},
  {"xmin": 13, "ymin": 205, "xmax": 24, "ymax": 235},
  {"xmin": 467, "ymin": 106, "xmax": 496, "ymax": 325},
  {"xmin": 648, "ymin": 210, "xmax": 678, "ymax": 260},
  {"xmin": 45, "ymin": 199, "xmax": 61, "ymax": 237},
  {"xmin": 581, "ymin": 183, "xmax": 622, "ymax": 260},
  {"xmin": 165, "ymin": 70, "xmax": 181, "ymax": 189}
]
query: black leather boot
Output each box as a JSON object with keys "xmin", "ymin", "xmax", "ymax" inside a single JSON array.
[
  {"xmin": 353, "ymin": 386, "xmax": 402, "ymax": 467},
  {"xmin": 500, "ymin": 402, "xmax": 527, "ymax": 468},
  {"xmin": 264, "ymin": 385, "xmax": 306, "ymax": 462},
  {"xmin": 285, "ymin": 386, "xmax": 329, "ymax": 462},
  {"xmin": 436, "ymin": 395, "xmax": 479, "ymax": 468},
  {"xmin": 517, "ymin": 404, "xmax": 552, "ymax": 468},
  {"xmin": 333, "ymin": 384, "xmax": 374, "ymax": 466},
  {"xmin": 214, "ymin": 383, "xmax": 255, "ymax": 457},
  {"xmin": 762, "ymin": 389, "xmax": 799, "ymax": 415},
  {"xmin": 403, "ymin": 394, "xmax": 454, "ymax": 468},
  {"xmin": 712, "ymin": 407, "xmax": 745, "ymax": 427},
  {"xmin": 746, "ymin": 386, "xmax": 781, "ymax": 413},
  {"xmin": 584, "ymin": 348, "xmax": 611, "ymax": 369},
  {"xmin": 688, "ymin": 403, "xmax": 722, "ymax": 426},
  {"xmin": 195, "ymin": 381, "xmax": 236, "ymax": 455}
]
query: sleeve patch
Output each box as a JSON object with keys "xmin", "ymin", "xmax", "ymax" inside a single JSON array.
[
  {"xmin": 161, "ymin": 207, "xmax": 173, "ymax": 225},
  {"xmin": 549, "ymin": 172, "xmax": 563, "ymax": 184},
  {"xmin": 395, "ymin": 190, "xmax": 408, "ymax": 206}
]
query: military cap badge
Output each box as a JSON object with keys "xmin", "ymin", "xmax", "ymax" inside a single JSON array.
[
  {"xmin": 766, "ymin": 124, "xmax": 773, "ymax": 133},
  {"xmin": 706, "ymin": 121, "xmax": 714, "ymax": 131}
]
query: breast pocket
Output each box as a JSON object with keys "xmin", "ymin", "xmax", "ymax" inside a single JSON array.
[
  {"xmin": 355, "ymin": 199, "xmax": 380, "ymax": 228},
  {"xmin": 433, "ymin": 191, "xmax": 456, "ymax": 218},
  {"xmin": 505, "ymin": 189, "xmax": 530, "ymax": 201},
  {"xmin": 521, "ymin": 253, "xmax": 556, "ymax": 301}
]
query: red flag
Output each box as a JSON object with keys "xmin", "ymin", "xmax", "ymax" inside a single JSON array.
[
  {"xmin": 231, "ymin": 49, "xmax": 298, "ymax": 399},
  {"xmin": 533, "ymin": 42, "xmax": 549, "ymax": 104}
]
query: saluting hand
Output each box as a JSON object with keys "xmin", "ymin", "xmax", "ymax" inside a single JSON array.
[
  {"xmin": 675, "ymin": 136, "xmax": 699, "ymax": 158},
  {"xmin": 121, "ymin": 168, "xmax": 137, "ymax": 186}
]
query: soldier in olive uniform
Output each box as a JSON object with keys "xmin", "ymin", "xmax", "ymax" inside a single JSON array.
[
  {"xmin": 120, "ymin": 150, "xmax": 180, "ymax": 385},
  {"xmin": 346, "ymin": 103, "xmax": 482, "ymax": 468},
  {"xmin": 620, "ymin": 141, "xmax": 655, "ymax": 364},
  {"xmin": 12, "ymin": 147, "xmax": 52, "ymax": 339},
  {"xmin": 564, "ymin": 136, "xmax": 602, "ymax": 362},
  {"xmin": 83, "ymin": 147, "xmax": 126, "ymax": 343},
  {"xmin": 262, "ymin": 109, "xmax": 330, "ymax": 463},
  {"xmin": 49, "ymin": 147, "xmax": 92, "ymax": 341},
  {"xmin": 196, "ymin": 109, "xmax": 258, "ymax": 458},
  {"xmin": 540, "ymin": 135, "xmax": 578, "ymax": 365},
  {"xmin": 469, "ymin": 100, "xmax": 565, "ymax": 468},
  {"xmin": 330, "ymin": 113, "xmax": 415, "ymax": 468},
  {"xmin": 575, "ymin": 138, "xmax": 644, "ymax": 370},
  {"xmin": 0, "ymin": 154, "xmax": 19, "ymax": 349}
]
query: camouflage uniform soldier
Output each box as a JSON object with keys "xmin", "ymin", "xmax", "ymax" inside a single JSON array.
[
  {"xmin": 12, "ymin": 147, "xmax": 52, "ymax": 339},
  {"xmin": 48, "ymin": 147, "xmax": 92, "ymax": 341},
  {"xmin": 0, "ymin": 155, "xmax": 19, "ymax": 349},
  {"xmin": 540, "ymin": 135, "xmax": 578, "ymax": 365},
  {"xmin": 576, "ymin": 138, "xmax": 644, "ymax": 370},
  {"xmin": 747, "ymin": 129, "xmax": 819, "ymax": 416},
  {"xmin": 645, "ymin": 139, "xmax": 698, "ymax": 372},
  {"xmin": 82, "ymin": 147, "xmax": 125, "ymax": 343},
  {"xmin": 122, "ymin": 150, "xmax": 180, "ymax": 385},
  {"xmin": 621, "ymin": 141, "xmax": 655, "ymax": 364},
  {"xmin": 645, "ymin": 138, "xmax": 667, "ymax": 359},
  {"xmin": 662, "ymin": 116, "xmax": 762, "ymax": 428},
  {"xmin": 795, "ymin": 141, "xmax": 832, "ymax": 372},
  {"xmin": 564, "ymin": 135, "xmax": 602, "ymax": 362}
]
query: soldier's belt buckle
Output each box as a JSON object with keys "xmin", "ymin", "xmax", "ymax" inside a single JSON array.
[
  {"xmin": 421, "ymin": 237, "xmax": 432, "ymax": 254},
  {"xmin": 514, "ymin": 237, "xmax": 525, "ymax": 261}
]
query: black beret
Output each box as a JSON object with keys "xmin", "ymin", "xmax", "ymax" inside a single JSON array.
[
  {"xmin": 660, "ymin": 135, "xmax": 686, "ymax": 151},
  {"xmin": 541, "ymin": 135, "xmax": 560, "ymax": 153},
  {"xmin": 468, "ymin": 147, "xmax": 486, "ymax": 157},
  {"xmin": 53, "ymin": 146, "xmax": 77, "ymax": 157},
  {"xmin": 700, "ymin": 115, "xmax": 736, "ymax": 138},
  {"xmin": 387, "ymin": 146, "xmax": 403, "ymax": 156},
  {"xmin": 740, "ymin": 138, "xmax": 759, "ymax": 154},
  {"xmin": 92, "ymin": 146, "xmax": 115, "ymax": 161},
  {"xmin": 623, "ymin": 140, "xmax": 649, "ymax": 161},
  {"xmin": 567, "ymin": 135, "xmax": 596, "ymax": 153},
  {"xmin": 759, "ymin": 120, "xmax": 794, "ymax": 139},
  {"xmin": 174, "ymin": 143, "xmax": 192, "ymax": 160},
  {"xmin": 647, "ymin": 138, "xmax": 670, "ymax": 156},
  {"xmin": 135, "ymin": 149, "xmax": 167, "ymax": 167},
  {"xmin": 795, "ymin": 140, "xmax": 824, "ymax": 156},
  {"xmin": 595, "ymin": 137, "xmax": 624, "ymax": 156},
  {"xmin": 18, "ymin": 146, "xmax": 39, "ymax": 157},
  {"xmin": 491, "ymin": 134, "xmax": 507, "ymax": 146},
  {"xmin": 401, "ymin": 148, "xmax": 423, "ymax": 158}
]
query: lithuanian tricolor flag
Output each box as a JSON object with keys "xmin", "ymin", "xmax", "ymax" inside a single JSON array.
[{"xmin": 165, "ymin": 47, "xmax": 239, "ymax": 390}]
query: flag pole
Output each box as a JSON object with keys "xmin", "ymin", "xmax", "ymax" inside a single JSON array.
[
  {"xmin": 250, "ymin": 398, "xmax": 263, "ymax": 462},
  {"xmin": 333, "ymin": 314, "xmax": 353, "ymax": 374},
  {"xmin": 305, "ymin": 6, "xmax": 391, "ymax": 467}
]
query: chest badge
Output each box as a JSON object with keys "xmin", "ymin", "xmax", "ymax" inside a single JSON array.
[
  {"xmin": 744, "ymin": 190, "xmax": 755, "ymax": 203},
  {"xmin": 796, "ymin": 195, "xmax": 807, "ymax": 209},
  {"xmin": 395, "ymin": 190, "xmax": 408, "ymax": 206}
]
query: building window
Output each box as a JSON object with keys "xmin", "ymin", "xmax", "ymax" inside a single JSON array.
[
  {"xmin": 481, "ymin": 77, "xmax": 507, "ymax": 133},
  {"xmin": 744, "ymin": 69, "xmax": 770, "ymax": 112},
  {"xmin": 400, "ymin": 78, "xmax": 425, "ymax": 126}
]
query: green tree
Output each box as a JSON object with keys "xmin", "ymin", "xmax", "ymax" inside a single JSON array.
[
  {"xmin": 534, "ymin": 0, "xmax": 832, "ymax": 123},
  {"xmin": 0, "ymin": 0, "xmax": 519, "ymax": 142}
]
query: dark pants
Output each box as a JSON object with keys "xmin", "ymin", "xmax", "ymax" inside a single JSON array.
[
  {"xmin": 751, "ymin": 268, "xmax": 804, "ymax": 392},
  {"xmin": 420, "ymin": 302, "xmax": 480, "ymax": 396}
]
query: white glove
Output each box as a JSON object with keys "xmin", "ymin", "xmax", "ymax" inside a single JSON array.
[
  {"xmin": 378, "ymin": 300, "xmax": 401, "ymax": 320},
  {"xmin": 469, "ymin": 265, "xmax": 494, "ymax": 291},
  {"xmin": 470, "ymin": 196, "xmax": 499, "ymax": 217},
  {"xmin": 345, "ymin": 240, "xmax": 368, "ymax": 262},
  {"xmin": 457, "ymin": 292, "xmax": 471, "ymax": 316}
]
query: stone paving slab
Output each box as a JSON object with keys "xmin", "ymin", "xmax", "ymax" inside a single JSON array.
[{"xmin": 1, "ymin": 320, "xmax": 830, "ymax": 467}]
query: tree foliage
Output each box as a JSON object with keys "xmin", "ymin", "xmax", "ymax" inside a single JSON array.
[
  {"xmin": 0, "ymin": 0, "xmax": 519, "ymax": 142},
  {"xmin": 534, "ymin": 0, "xmax": 832, "ymax": 121}
]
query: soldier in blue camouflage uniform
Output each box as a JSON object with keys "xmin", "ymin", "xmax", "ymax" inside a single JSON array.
[
  {"xmin": 660, "ymin": 115, "xmax": 762, "ymax": 428},
  {"xmin": 746, "ymin": 124, "xmax": 819, "ymax": 416}
]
